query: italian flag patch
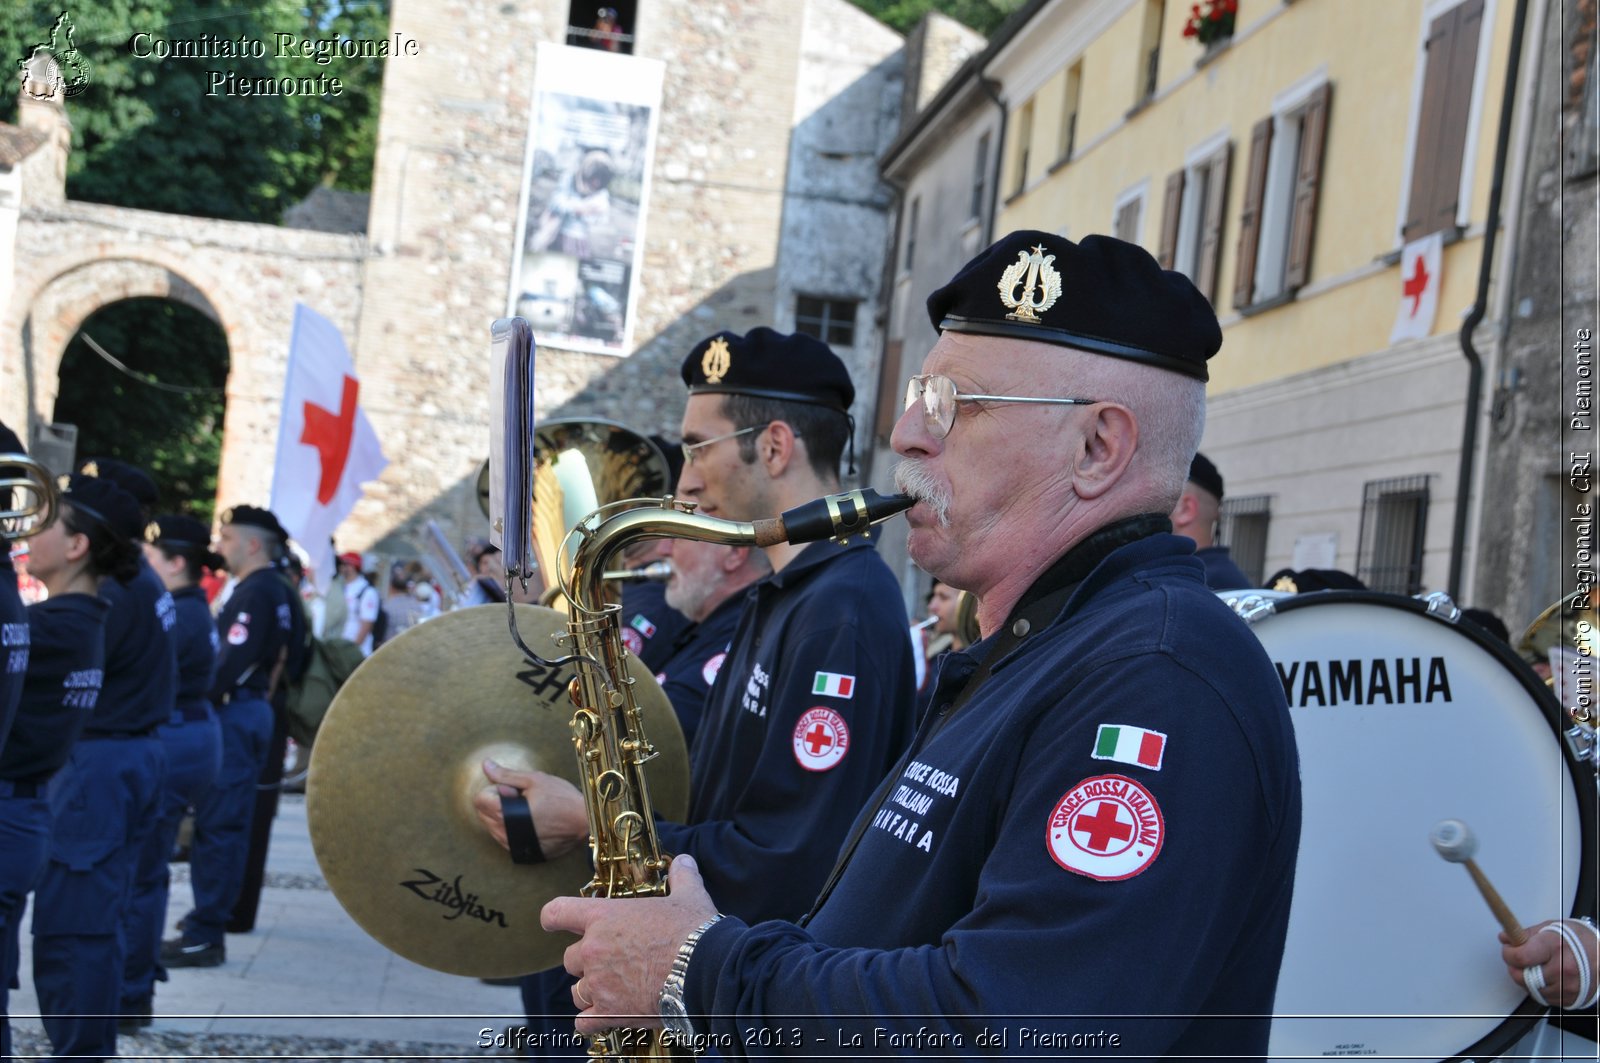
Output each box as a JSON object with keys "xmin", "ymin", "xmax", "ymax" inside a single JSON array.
[
  {"xmin": 811, "ymin": 671, "xmax": 855, "ymax": 699},
  {"xmin": 1091, "ymin": 724, "xmax": 1167, "ymax": 771}
]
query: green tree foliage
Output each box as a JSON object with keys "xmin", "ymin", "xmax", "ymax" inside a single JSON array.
[
  {"xmin": 847, "ymin": 0, "xmax": 1024, "ymax": 36},
  {"xmin": 54, "ymin": 299, "xmax": 230, "ymax": 522},
  {"xmin": 1, "ymin": 0, "xmax": 389, "ymax": 223}
]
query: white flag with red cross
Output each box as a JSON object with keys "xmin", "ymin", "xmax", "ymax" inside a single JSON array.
[
  {"xmin": 1389, "ymin": 232, "xmax": 1443, "ymax": 344},
  {"xmin": 270, "ymin": 303, "xmax": 388, "ymax": 586}
]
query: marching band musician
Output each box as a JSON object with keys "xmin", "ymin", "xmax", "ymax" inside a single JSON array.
[
  {"xmin": 0, "ymin": 476, "xmax": 133, "ymax": 1061},
  {"xmin": 540, "ymin": 232, "xmax": 1303, "ymax": 1057},
  {"xmin": 163, "ymin": 506, "xmax": 300, "ymax": 970},
  {"xmin": 479, "ymin": 327, "xmax": 919, "ymax": 936},
  {"xmin": 120, "ymin": 515, "xmax": 224, "ymax": 1029},
  {"xmin": 31, "ymin": 459, "xmax": 175, "ymax": 1063},
  {"xmin": 0, "ymin": 423, "xmax": 31, "ymax": 760}
]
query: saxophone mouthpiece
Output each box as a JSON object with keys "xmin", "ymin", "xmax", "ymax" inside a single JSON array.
[{"xmin": 754, "ymin": 489, "xmax": 915, "ymax": 547}]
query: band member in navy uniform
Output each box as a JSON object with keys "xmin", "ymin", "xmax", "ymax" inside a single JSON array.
[
  {"xmin": 120, "ymin": 515, "xmax": 223, "ymax": 1028},
  {"xmin": 542, "ymin": 233, "xmax": 1303, "ymax": 1058},
  {"xmin": 484, "ymin": 328, "xmax": 918, "ymax": 934},
  {"xmin": 1170, "ymin": 452, "xmax": 1251, "ymax": 591},
  {"xmin": 164, "ymin": 505, "xmax": 297, "ymax": 968},
  {"xmin": 31, "ymin": 461, "xmax": 174, "ymax": 1063},
  {"xmin": 0, "ymin": 476, "xmax": 130, "ymax": 1061},
  {"xmin": 0, "ymin": 423, "xmax": 34, "ymax": 759},
  {"xmin": 651, "ymin": 540, "xmax": 769, "ymax": 749}
]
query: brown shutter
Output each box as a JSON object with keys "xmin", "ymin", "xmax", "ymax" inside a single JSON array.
[
  {"xmin": 1233, "ymin": 117, "xmax": 1273, "ymax": 309},
  {"xmin": 1157, "ymin": 169, "xmax": 1185, "ymax": 269},
  {"xmin": 1195, "ymin": 143, "xmax": 1232, "ymax": 304},
  {"xmin": 1285, "ymin": 81, "xmax": 1332, "ymax": 291},
  {"xmin": 1403, "ymin": 0, "xmax": 1484, "ymax": 241}
]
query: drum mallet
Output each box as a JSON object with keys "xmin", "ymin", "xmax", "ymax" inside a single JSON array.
[{"xmin": 1430, "ymin": 819, "xmax": 1528, "ymax": 945}]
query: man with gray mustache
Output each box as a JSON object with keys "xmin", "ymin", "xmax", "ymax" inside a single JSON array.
[{"xmin": 543, "ymin": 231, "xmax": 1303, "ymax": 1060}]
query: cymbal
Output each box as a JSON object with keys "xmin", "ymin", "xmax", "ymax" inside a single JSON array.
[{"xmin": 306, "ymin": 603, "xmax": 689, "ymax": 979}]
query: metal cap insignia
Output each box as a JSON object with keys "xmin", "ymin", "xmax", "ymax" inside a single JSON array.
[
  {"xmin": 144, "ymin": 521, "xmax": 161, "ymax": 544},
  {"xmin": 701, "ymin": 337, "xmax": 732, "ymax": 384},
  {"xmin": 80, "ymin": 460, "xmax": 99, "ymax": 477},
  {"xmin": 997, "ymin": 245, "xmax": 1063, "ymax": 323}
]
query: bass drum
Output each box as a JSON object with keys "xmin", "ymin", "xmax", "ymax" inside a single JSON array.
[{"xmin": 1223, "ymin": 590, "xmax": 1597, "ymax": 1062}]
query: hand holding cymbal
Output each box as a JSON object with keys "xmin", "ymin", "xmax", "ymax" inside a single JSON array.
[{"xmin": 1430, "ymin": 818, "xmax": 1528, "ymax": 946}]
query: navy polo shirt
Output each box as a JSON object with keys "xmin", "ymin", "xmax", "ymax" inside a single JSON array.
[
  {"xmin": 654, "ymin": 535, "xmax": 918, "ymax": 924},
  {"xmin": 88, "ymin": 554, "xmax": 177, "ymax": 735},
  {"xmin": 0, "ymin": 556, "xmax": 27, "ymax": 756},
  {"xmin": 211, "ymin": 567, "xmax": 298, "ymax": 702},
  {"xmin": 171, "ymin": 584, "xmax": 219, "ymax": 711},
  {"xmin": 685, "ymin": 532, "xmax": 1303, "ymax": 1058},
  {"xmin": 0, "ymin": 593, "xmax": 110, "ymax": 783},
  {"xmin": 653, "ymin": 593, "xmax": 742, "ymax": 750},
  {"xmin": 620, "ymin": 579, "xmax": 692, "ymax": 674}
]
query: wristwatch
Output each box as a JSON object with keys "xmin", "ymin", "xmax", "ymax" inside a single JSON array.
[{"xmin": 659, "ymin": 914, "xmax": 724, "ymax": 1039}]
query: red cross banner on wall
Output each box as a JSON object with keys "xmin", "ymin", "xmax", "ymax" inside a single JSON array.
[
  {"xmin": 270, "ymin": 303, "xmax": 389, "ymax": 585},
  {"xmin": 1388, "ymin": 231, "xmax": 1443, "ymax": 344}
]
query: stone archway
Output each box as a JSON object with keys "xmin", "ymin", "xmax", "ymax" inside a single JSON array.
[{"xmin": 12, "ymin": 254, "xmax": 234, "ymax": 432}]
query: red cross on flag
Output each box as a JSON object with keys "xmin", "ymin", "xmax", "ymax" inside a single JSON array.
[
  {"xmin": 270, "ymin": 303, "xmax": 389, "ymax": 585},
  {"xmin": 1388, "ymin": 231, "xmax": 1443, "ymax": 344}
]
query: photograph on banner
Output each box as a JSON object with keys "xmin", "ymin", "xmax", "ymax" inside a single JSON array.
[{"xmin": 510, "ymin": 43, "xmax": 664, "ymax": 356}]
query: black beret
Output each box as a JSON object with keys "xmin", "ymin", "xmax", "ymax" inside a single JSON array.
[
  {"xmin": 1188, "ymin": 452, "xmax": 1224, "ymax": 500},
  {"xmin": 681, "ymin": 327, "xmax": 854, "ymax": 412},
  {"xmin": 145, "ymin": 513, "xmax": 211, "ymax": 550},
  {"xmin": 220, "ymin": 504, "xmax": 288, "ymax": 542},
  {"xmin": 79, "ymin": 457, "xmax": 159, "ymax": 507},
  {"xmin": 61, "ymin": 474, "xmax": 143, "ymax": 541},
  {"xmin": 1267, "ymin": 568, "xmax": 1367, "ymax": 593},
  {"xmin": 926, "ymin": 230, "xmax": 1221, "ymax": 381}
]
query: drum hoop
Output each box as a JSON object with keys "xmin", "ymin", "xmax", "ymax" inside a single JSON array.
[{"xmin": 1264, "ymin": 589, "xmax": 1598, "ymax": 1063}]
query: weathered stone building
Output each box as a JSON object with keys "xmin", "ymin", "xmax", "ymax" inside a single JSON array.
[{"xmin": 2, "ymin": 0, "xmax": 907, "ymax": 560}]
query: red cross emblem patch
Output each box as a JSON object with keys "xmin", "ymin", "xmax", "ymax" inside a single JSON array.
[
  {"xmin": 621, "ymin": 627, "xmax": 644, "ymax": 656},
  {"xmin": 226, "ymin": 621, "xmax": 249, "ymax": 646},
  {"xmin": 792, "ymin": 707, "xmax": 850, "ymax": 772},
  {"xmin": 702, "ymin": 651, "xmax": 726, "ymax": 687},
  {"xmin": 1046, "ymin": 774, "xmax": 1164, "ymax": 881}
]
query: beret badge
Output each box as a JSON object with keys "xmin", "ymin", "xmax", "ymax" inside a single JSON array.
[
  {"xmin": 144, "ymin": 521, "xmax": 161, "ymax": 544},
  {"xmin": 81, "ymin": 460, "xmax": 100, "ymax": 478},
  {"xmin": 997, "ymin": 245, "xmax": 1063, "ymax": 324},
  {"xmin": 701, "ymin": 337, "xmax": 732, "ymax": 384}
]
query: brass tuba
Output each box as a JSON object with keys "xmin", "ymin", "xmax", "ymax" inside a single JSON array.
[
  {"xmin": 0, "ymin": 451, "xmax": 60, "ymax": 542},
  {"xmin": 539, "ymin": 487, "xmax": 912, "ymax": 1060}
]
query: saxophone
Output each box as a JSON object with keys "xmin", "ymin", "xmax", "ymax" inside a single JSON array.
[{"xmin": 545, "ymin": 487, "xmax": 912, "ymax": 1059}]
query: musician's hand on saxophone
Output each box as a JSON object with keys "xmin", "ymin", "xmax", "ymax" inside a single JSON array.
[
  {"xmin": 472, "ymin": 758, "xmax": 589, "ymax": 859},
  {"xmin": 541, "ymin": 853, "xmax": 719, "ymax": 1034}
]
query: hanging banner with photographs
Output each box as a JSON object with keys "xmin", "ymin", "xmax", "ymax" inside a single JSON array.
[{"xmin": 508, "ymin": 43, "xmax": 665, "ymax": 356}]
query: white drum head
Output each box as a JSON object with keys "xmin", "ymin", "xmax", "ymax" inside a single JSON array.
[{"xmin": 1230, "ymin": 592, "xmax": 1595, "ymax": 1062}]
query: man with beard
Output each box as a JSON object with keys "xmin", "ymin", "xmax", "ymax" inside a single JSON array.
[{"xmin": 539, "ymin": 232, "xmax": 1303, "ymax": 1059}]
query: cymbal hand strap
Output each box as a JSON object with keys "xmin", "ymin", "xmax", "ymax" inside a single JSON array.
[{"xmin": 501, "ymin": 793, "xmax": 546, "ymax": 865}]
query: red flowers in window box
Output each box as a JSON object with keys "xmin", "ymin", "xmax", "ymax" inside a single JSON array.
[{"xmin": 1183, "ymin": 0, "xmax": 1238, "ymax": 46}]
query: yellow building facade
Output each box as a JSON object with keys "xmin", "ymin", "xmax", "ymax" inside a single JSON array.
[{"xmin": 983, "ymin": 0, "xmax": 1524, "ymax": 597}]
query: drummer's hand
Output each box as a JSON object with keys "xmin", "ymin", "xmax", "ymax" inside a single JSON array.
[
  {"xmin": 472, "ymin": 759, "xmax": 588, "ymax": 858},
  {"xmin": 1501, "ymin": 920, "xmax": 1591, "ymax": 1009},
  {"xmin": 542, "ymin": 854, "xmax": 719, "ymax": 1034}
]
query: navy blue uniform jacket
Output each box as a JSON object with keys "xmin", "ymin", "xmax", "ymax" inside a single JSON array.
[
  {"xmin": 653, "ymin": 593, "xmax": 742, "ymax": 750},
  {"xmin": 0, "ymin": 593, "xmax": 110, "ymax": 782},
  {"xmin": 171, "ymin": 584, "xmax": 219, "ymax": 712},
  {"xmin": 655, "ymin": 536, "xmax": 918, "ymax": 925},
  {"xmin": 89, "ymin": 556, "xmax": 177, "ymax": 735},
  {"xmin": 0, "ymin": 556, "xmax": 27, "ymax": 756},
  {"xmin": 684, "ymin": 532, "xmax": 1302, "ymax": 1059},
  {"xmin": 211, "ymin": 568, "xmax": 298, "ymax": 702},
  {"xmin": 1195, "ymin": 544, "xmax": 1251, "ymax": 591}
]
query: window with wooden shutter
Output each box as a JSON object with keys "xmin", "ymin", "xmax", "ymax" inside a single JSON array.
[
  {"xmin": 1284, "ymin": 82, "xmax": 1331, "ymax": 290},
  {"xmin": 1194, "ymin": 144, "xmax": 1232, "ymax": 303},
  {"xmin": 1234, "ymin": 117, "xmax": 1273, "ymax": 308},
  {"xmin": 1013, "ymin": 101, "xmax": 1035, "ymax": 196},
  {"xmin": 1402, "ymin": 0, "xmax": 1485, "ymax": 241},
  {"xmin": 1158, "ymin": 170, "xmax": 1185, "ymax": 269},
  {"xmin": 873, "ymin": 338, "xmax": 905, "ymax": 443},
  {"xmin": 1113, "ymin": 191, "xmax": 1145, "ymax": 245}
]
